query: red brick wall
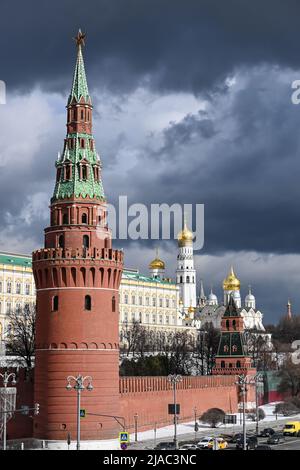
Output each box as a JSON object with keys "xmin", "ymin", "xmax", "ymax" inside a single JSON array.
[
  {"xmin": 0, "ymin": 368, "xmax": 34, "ymax": 440},
  {"xmin": 120, "ymin": 375, "xmax": 239, "ymax": 432},
  {"xmin": 5, "ymin": 372, "xmax": 257, "ymax": 440}
]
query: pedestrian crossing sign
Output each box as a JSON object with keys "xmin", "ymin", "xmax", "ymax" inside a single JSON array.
[
  {"xmin": 80, "ymin": 409, "xmax": 86, "ymax": 418},
  {"xmin": 119, "ymin": 431, "xmax": 129, "ymax": 443}
]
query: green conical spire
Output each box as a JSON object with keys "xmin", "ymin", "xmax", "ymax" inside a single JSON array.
[
  {"xmin": 52, "ymin": 30, "xmax": 105, "ymax": 203},
  {"xmin": 68, "ymin": 29, "xmax": 91, "ymax": 105}
]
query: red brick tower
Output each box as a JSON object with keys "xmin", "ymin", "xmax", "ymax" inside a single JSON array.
[
  {"xmin": 213, "ymin": 296, "xmax": 256, "ymax": 410},
  {"xmin": 213, "ymin": 296, "xmax": 256, "ymax": 375},
  {"xmin": 32, "ymin": 30, "xmax": 123, "ymax": 441}
]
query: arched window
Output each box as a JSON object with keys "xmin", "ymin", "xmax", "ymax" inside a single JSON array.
[
  {"xmin": 232, "ymin": 319, "xmax": 236, "ymax": 330},
  {"xmin": 85, "ymin": 295, "xmax": 91, "ymax": 311},
  {"xmin": 226, "ymin": 319, "xmax": 230, "ymax": 330},
  {"xmin": 229, "ymin": 363, "xmax": 232, "ymax": 368},
  {"xmin": 82, "ymin": 165, "xmax": 87, "ymax": 179},
  {"xmin": 81, "ymin": 110, "xmax": 84, "ymax": 120},
  {"xmin": 82, "ymin": 213, "xmax": 88, "ymax": 224},
  {"xmin": 66, "ymin": 165, "xmax": 71, "ymax": 180},
  {"xmin": 104, "ymin": 238, "xmax": 109, "ymax": 248},
  {"xmin": 221, "ymin": 360, "xmax": 225, "ymax": 368},
  {"xmin": 62, "ymin": 213, "xmax": 68, "ymax": 225},
  {"xmin": 83, "ymin": 235, "xmax": 89, "ymax": 249},
  {"xmin": 186, "ymin": 276, "xmax": 190, "ymax": 283},
  {"xmin": 53, "ymin": 296, "xmax": 59, "ymax": 311},
  {"xmin": 236, "ymin": 360, "xmax": 241, "ymax": 368},
  {"xmin": 112, "ymin": 296, "xmax": 116, "ymax": 312},
  {"xmin": 180, "ymin": 276, "xmax": 183, "ymax": 283},
  {"xmin": 58, "ymin": 234, "xmax": 64, "ymax": 248}
]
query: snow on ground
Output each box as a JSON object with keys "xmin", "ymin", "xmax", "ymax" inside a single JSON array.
[
  {"xmin": 46, "ymin": 402, "xmax": 300, "ymax": 449},
  {"xmin": 129, "ymin": 402, "xmax": 300, "ymax": 444}
]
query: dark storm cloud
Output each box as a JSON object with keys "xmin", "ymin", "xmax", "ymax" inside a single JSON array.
[
  {"xmin": 1, "ymin": 1, "xmax": 300, "ymax": 322},
  {"xmin": 2, "ymin": 0, "xmax": 300, "ymax": 95},
  {"xmin": 109, "ymin": 66, "xmax": 300, "ymax": 255}
]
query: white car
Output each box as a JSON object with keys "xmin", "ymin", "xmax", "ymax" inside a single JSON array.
[
  {"xmin": 197, "ymin": 437, "xmax": 214, "ymax": 449},
  {"xmin": 179, "ymin": 444, "xmax": 198, "ymax": 450}
]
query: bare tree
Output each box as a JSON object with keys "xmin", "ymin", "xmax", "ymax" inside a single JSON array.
[
  {"xmin": 4, "ymin": 304, "xmax": 36, "ymax": 369},
  {"xmin": 277, "ymin": 359, "xmax": 300, "ymax": 397},
  {"xmin": 192, "ymin": 323, "xmax": 220, "ymax": 375}
]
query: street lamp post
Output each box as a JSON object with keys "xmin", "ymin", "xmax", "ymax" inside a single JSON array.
[
  {"xmin": 167, "ymin": 374, "xmax": 182, "ymax": 450},
  {"xmin": 66, "ymin": 374, "xmax": 93, "ymax": 450},
  {"xmin": 236, "ymin": 373, "xmax": 263, "ymax": 450},
  {"xmin": 235, "ymin": 374, "xmax": 247, "ymax": 451},
  {"xmin": 194, "ymin": 406, "xmax": 198, "ymax": 441},
  {"xmin": 254, "ymin": 373, "xmax": 263, "ymax": 436},
  {"xmin": 134, "ymin": 413, "xmax": 138, "ymax": 442},
  {"xmin": 0, "ymin": 372, "xmax": 16, "ymax": 451}
]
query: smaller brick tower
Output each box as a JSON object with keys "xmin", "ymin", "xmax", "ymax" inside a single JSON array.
[{"xmin": 213, "ymin": 296, "xmax": 256, "ymax": 375}]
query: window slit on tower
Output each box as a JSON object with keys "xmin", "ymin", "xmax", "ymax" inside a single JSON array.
[
  {"xmin": 53, "ymin": 296, "xmax": 59, "ymax": 312},
  {"xmin": 85, "ymin": 295, "xmax": 91, "ymax": 311}
]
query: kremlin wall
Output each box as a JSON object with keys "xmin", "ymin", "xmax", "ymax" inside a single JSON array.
[{"xmin": 6, "ymin": 370, "xmax": 245, "ymax": 441}]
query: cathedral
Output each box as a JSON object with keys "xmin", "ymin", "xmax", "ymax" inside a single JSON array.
[
  {"xmin": 197, "ymin": 268, "xmax": 268, "ymax": 332},
  {"xmin": 140, "ymin": 220, "xmax": 271, "ymax": 344}
]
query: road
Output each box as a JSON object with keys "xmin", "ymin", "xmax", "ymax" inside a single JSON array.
[{"xmin": 129, "ymin": 416, "xmax": 300, "ymax": 450}]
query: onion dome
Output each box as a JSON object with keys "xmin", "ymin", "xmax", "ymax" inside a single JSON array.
[
  {"xmin": 149, "ymin": 257, "xmax": 165, "ymax": 270},
  {"xmin": 178, "ymin": 220, "xmax": 194, "ymax": 247},
  {"xmin": 223, "ymin": 266, "xmax": 240, "ymax": 291},
  {"xmin": 149, "ymin": 248, "xmax": 165, "ymax": 270},
  {"xmin": 245, "ymin": 286, "xmax": 255, "ymax": 303},
  {"xmin": 208, "ymin": 288, "xmax": 218, "ymax": 304}
]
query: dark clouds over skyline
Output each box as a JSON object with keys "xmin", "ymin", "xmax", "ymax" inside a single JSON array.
[
  {"xmin": 2, "ymin": 0, "xmax": 300, "ymax": 95},
  {"xmin": 1, "ymin": 1, "xmax": 300, "ymax": 322}
]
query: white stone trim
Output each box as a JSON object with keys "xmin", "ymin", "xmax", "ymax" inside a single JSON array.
[{"xmin": 36, "ymin": 287, "xmax": 118, "ymax": 291}]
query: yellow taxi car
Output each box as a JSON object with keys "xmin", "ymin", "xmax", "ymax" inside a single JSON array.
[{"xmin": 207, "ymin": 438, "xmax": 228, "ymax": 450}]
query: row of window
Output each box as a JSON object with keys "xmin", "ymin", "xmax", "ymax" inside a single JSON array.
[
  {"xmin": 68, "ymin": 108, "xmax": 91, "ymax": 123},
  {"xmin": 177, "ymin": 275, "xmax": 195, "ymax": 284},
  {"xmin": 123, "ymin": 294, "xmax": 176, "ymax": 308},
  {"xmin": 0, "ymin": 302, "xmax": 32, "ymax": 314},
  {"xmin": 67, "ymin": 137, "xmax": 94, "ymax": 150},
  {"xmin": 0, "ymin": 281, "xmax": 32, "ymax": 295},
  {"xmin": 123, "ymin": 312, "xmax": 176, "ymax": 325},
  {"xmin": 220, "ymin": 360, "xmax": 242, "ymax": 369},
  {"xmin": 58, "ymin": 234, "xmax": 91, "ymax": 249},
  {"xmin": 57, "ymin": 164, "xmax": 100, "ymax": 183},
  {"xmin": 52, "ymin": 295, "xmax": 116, "ymax": 312}
]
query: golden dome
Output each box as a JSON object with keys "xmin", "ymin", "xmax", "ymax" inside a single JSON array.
[
  {"xmin": 149, "ymin": 248, "xmax": 165, "ymax": 270},
  {"xmin": 188, "ymin": 305, "xmax": 195, "ymax": 314},
  {"xmin": 149, "ymin": 257, "xmax": 165, "ymax": 270},
  {"xmin": 223, "ymin": 266, "xmax": 240, "ymax": 291},
  {"xmin": 178, "ymin": 221, "xmax": 193, "ymax": 247}
]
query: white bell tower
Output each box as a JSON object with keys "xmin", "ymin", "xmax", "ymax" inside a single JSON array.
[{"xmin": 176, "ymin": 220, "xmax": 196, "ymax": 311}]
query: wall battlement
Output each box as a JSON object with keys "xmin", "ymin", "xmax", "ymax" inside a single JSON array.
[{"xmin": 120, "ymin": 375, "xmax": 237, "ymax": 394}]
